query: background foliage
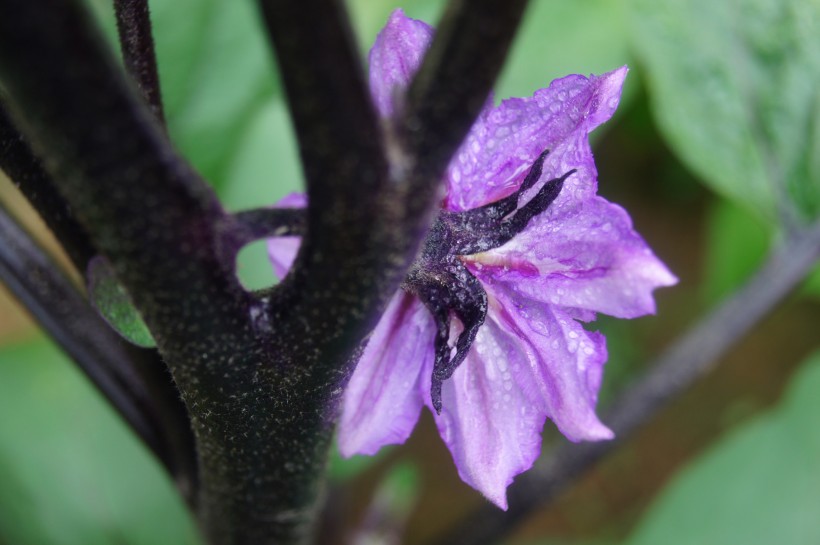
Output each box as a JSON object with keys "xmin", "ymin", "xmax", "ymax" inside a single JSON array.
[{"xmin": 0, "ymin": 0, "xmax": 817, "ymax": 543}]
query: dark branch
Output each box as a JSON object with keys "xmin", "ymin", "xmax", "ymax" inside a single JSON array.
[
  {"xmin": 234, "ymin": 207, "xmax": 306, "ymax": 241},
  {"xmin": 400, "ymin": 0, "xmax": 529, "ymax": 187},
  {"xmin": 0, "ymin": 202, "xmax": 163, "ymax": 463},
  {"xmin": 429, "ymin": 218, "xmax": 820, "ymax": 545},
  {"xmin": 0, "ymin": 101, "xmax": 96, "ymax": 269},
  {"xmin": 256, "ymin": 0, "xmax": 409, "ymax": 395},
  {"xmin": 114, "ymin": 0, "xmax": 165, "ymax": 123}
]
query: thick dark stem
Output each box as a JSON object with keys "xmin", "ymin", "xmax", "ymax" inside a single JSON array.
[
  {"xmin": 428, "ymin": 218, "xmax": 820, "ymax": 545},
  {"xmin": 114, "ymin": 0, "xmax": 165, "ymax": 123}
]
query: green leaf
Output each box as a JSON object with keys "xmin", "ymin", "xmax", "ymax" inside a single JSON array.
[
  {"xmin": 0, "ymin": 339, "xmax": 199, "ymax": 544},
  {"xmin": 800, "ymin": 264, "xmax": 820, "ymax": 301},
  {"xmin": 625, "ymin": 350, "xmax": 820, "ymax": 545},
  {"xmin": 87, "ymin": 257, "xmax": 156, "ymax": 348},
  {"xmin": 631, "ymin": 0, "xmax": 820, "ymax": 222},
  {"xmin": 151, "ymin": 0, "xmax": 281, "ymax": 193},
  {"xmin": 328, "ymin": 440, "xmax": 391, "ymax": 482},
  {"xmin": 702, "ymin": 198, "xmax": 771, "ymax": 303}
]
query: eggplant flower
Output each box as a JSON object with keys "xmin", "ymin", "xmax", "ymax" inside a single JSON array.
[{"xmin": 267, "ymin": 10, "xmax": 676, "ymax": 508}]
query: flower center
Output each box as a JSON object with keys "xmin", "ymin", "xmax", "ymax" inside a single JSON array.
[{"xmin": 402, "ymin": 150, "xmax": 575, "ymax": 412}]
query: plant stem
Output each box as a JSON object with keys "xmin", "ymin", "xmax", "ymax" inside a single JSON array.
[
  {"xmin": 114, "ymin": 0, "xmax": 165, "ymax": 123},
  {"xmin": 234, "ymin": 207, "xmax": 306, "ymax": 240},
  {"xmin": 429, "ymin": 218, "xmax": 820, "ymax": 545},
  {"xmin": 0, "ymin": 102, "xmax": 97, "ymax": 269},
  {"xmin": 0, "ymin": 0, "xmax": 530, "ymax": 541}
]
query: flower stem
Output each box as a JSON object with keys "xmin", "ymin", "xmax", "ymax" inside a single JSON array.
[{"xmin": 428, "ymin": 218, "xmax": 820, "ymax": 545}]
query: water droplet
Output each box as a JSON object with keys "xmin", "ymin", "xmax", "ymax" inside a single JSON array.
[{"xmin": 497, "ymin": 358, "xmax": 508, "ymax": 372}]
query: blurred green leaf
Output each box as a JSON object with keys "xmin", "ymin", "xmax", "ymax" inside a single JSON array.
[
  {"xmin": 348, "ymin": 0, "xmax": 444, "ymax": 53},
  {"xmin": 495, "ymin": 0, "xmax": 633, "ymax": 105},
  {"xmin": 631, "ymin": 0, "xmax": 820, "ymax": 222},
  {"xmin": 0, "ymin": 339, "xmax": 199, "ymax": 545},
  {"xmin": 800, "ymin": 264, "xmax": 820, "ymax": 300},
  {"xmin": 152, "ymin": 0, "xmax": 281, "ymax": 193},
  {"xmin": 702, "ymin": 198, "xmax": 771, "ymax": 303},
  {"xmin": 328, "ymin": 440, "xmax": 392, "ymax": 482},
  {"xmin": 625, "ymin": 350, "xmax": 820, "ymax": 545}
]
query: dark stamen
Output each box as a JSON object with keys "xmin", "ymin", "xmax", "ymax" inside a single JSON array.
[
  {"xmin": 405, "ymin": 262, "xmax": 488, "ymax": 413},
  {"xmin": 447, "ymin": 151, "xmax": 573, "ymax": 255},
  {"xmin": 472, "ymin": 148, "xmax": 550, "ymax": 221},
  {"xmin": 401, "ymin": 149, "xmax": 572, "ymax": 413}
]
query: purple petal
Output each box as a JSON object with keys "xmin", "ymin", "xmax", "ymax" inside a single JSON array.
[
  {"xmin": 445, "ymin": 67, "xmax": 628, "ymax": 211},
  {"xmin": 467, "ymin": 196, "xmax": 677, "ymax": 318},
  {"xmin": 487, "ymin": 286, "xmax": 613, "ymax": 443},
  {"xmin": 368, "ymin": 9, "xmax": 434, "ymax": 117},
  {"xmin": 265, "ymin": 192, "xmax": 306, "ymax": 280},
  {"xmin": 430, "ymin": 286, "xmax": 612, "ymax": 508},
  {"xmin": 430, "ymin": 315, "xmax": 547, "ymax": 509},
  {"xmin": 338, "ymin": 291, "xmax": 435, "ymax": 457}
]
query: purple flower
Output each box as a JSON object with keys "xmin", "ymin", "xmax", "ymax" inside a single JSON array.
[{"xmin": 268, "ymin": 10, "xmax": 676, "ymax": 508}]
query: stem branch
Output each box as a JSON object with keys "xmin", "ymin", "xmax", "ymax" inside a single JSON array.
[{"xmin": 114, "ymin": 0, "xmax": 165, "ymax": 123}]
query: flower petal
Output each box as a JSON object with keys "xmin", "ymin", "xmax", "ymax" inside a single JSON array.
[
  {"xmin": 487, "ymin": 286, "xmax": 613, "ymax": 443},
  {"xmin": 368, "ymin": 9, "xmax": 433, "ymax": 117},
  {"xmin": 430, "ymin": 285, "xmax": 612, "ymax": 508},
  {"xmin": 338, "ymin": 291, "xmax": 435, "ymax": 457},
  {"xmin": 469, "ymin": 196, "xmax": 677, "ymax": 318},
  {"xmin": 445, "ymin": 67, "xmax": 628, "ymax": 211},
  {"xmin": 265, "ymin": 192, "xmax": 306, "ymax": 280},
  {"xmin": 430, "ymin": 315, "xmax": 547, "ymax": 509}
]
